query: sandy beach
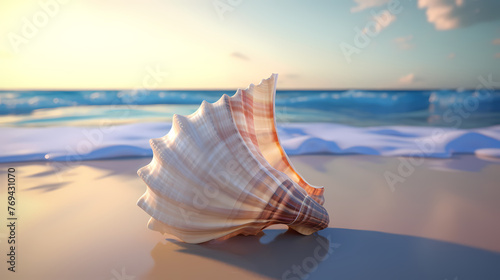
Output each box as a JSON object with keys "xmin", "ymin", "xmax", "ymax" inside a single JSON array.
[
  {"xmin": 1, "ymin": 155, "xmax": 499, "ymax": 280},
  {"xmin": 2, "ymin": 0, "xmax": 500, "ymax": 279}
]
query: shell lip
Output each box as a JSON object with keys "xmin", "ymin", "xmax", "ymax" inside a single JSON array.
[
  {"xmin": 235, "ymin": 73, "xmax": 326, "ymax": 194},
  {"xmin": 268, "ymin": 73, "xmax": 326, "ymax": 195}
]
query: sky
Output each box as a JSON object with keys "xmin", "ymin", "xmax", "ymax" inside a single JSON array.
[{"xmin": 0, "ymin": 0, "xmax": 499, "ymax": 90}]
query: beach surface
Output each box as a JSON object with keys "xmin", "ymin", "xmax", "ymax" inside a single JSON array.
[{"xmin": 1, "ymin": 155, "xmax": 500, "ymax": 280}]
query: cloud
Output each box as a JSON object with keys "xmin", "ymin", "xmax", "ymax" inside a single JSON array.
[
  {"xmin": 399, "ymin": 73, "xmax": 420, "ymax": 84},
  {"xmin": 493, "ymin": 38, "xmax": 500, "ymax": 45},
  {"xmin": 351, "ymin": 0, "xmax": 391, "ymax": 13},
  {"xmin": 418, "ymin": 0, "xmax": 500, "ymax": 30},
  {"xmin": 448, "ymin": 52, "xmax": 456, "ymax": 59},
  {"xmin": 230, "ymin": 52, "xmax": 250, "ymax": 61},
  {"xmin": 393, "ymin": 35, "xmax": 414, "ymax": 50}
]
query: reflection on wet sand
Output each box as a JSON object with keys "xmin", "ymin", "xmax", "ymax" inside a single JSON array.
[{"xmin": 0, "ymin": 155, "xmax": 499, "ymax": 279}]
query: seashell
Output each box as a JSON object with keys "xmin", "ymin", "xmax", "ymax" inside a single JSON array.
[{"xmin": 137, "ymin": 74, "xmax": 329, "ymax": 243}]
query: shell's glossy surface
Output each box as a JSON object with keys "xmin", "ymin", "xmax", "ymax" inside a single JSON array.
[{"xmin": 137, "ymin": 74, "xmax": 329, "ymax": 243}]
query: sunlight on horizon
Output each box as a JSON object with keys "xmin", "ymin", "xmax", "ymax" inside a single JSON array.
[{"xmin": 0, "ymin": 0, "xmax": 499, "ymax": 90}]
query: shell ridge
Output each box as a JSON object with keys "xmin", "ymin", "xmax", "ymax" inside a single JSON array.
[
  {"xmin": 148, "ymin": 139, "xmax": 222, "ymax": 204},
  {"xmin": 152, "ymin": 111, "xmax": 220, "ymax": 181},
  {"xmin": 150, "ymin": 130, "xmax": 242, "ymax": 210},
  {"xmin": 224, "ymin": 94, "xmax": 312, "ymax": 223},
  {"xmin": 287, "ymin": 195, "xmax": 308, "ymax": 226},
  {"xmin": 215, "ymin": 95, "xmax": 299, "ymax": 224},
  {"xmin": 172, "ymin": 96, "xmax": 270, "ymax": 222},
  {"xmin": 139, "ymin": 162, "xmax": 262, "ymax": 231},
  {"xmin": 185, "ymin": 97, "xmax": 271, "ymax": 215},
  {"xmin": 211, "ymin": 95, "xmax": 279, "ymax": 213},
  {"xmin": 240, "ymin": 73, "xmax": 275, "ymax": 92},
  {"xmin": 141, "ymin": 184, "xmax": 242, "ymax": 230}
]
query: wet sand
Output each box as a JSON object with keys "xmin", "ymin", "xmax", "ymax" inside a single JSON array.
[{"xmin": 1, "ymin": 155, "xmax": 500, "ymax": 280}]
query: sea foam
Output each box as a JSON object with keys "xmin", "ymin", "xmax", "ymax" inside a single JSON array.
[{"xmin": 1, "ymin": 122, "xmax": 499, "ymax": 163}]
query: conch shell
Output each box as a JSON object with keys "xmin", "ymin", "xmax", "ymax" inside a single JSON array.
[{"xmin": 137, "ymin": 74, "xmax": 329, "ymax": 243}]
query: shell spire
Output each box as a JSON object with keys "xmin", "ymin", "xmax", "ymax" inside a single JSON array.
[{"xmin": 137, "ymin": 74, "xmax": 329, "ymax": 243}]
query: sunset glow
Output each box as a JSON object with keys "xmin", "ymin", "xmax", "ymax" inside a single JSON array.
[{"xmin": 1, "ymin": 0, "xmax": 499, "ymax": 89}]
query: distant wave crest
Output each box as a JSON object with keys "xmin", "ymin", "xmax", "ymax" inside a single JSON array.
[{"xmin": 1, "ymin": 89, "xmax": 499, "ymax": 115}]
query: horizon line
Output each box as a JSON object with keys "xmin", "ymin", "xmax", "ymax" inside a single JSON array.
[{"xmin": 0, "ymin": 87, "xmax": 488, "ymax": 92}]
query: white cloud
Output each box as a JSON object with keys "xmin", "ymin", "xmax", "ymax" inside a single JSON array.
[
  {"xmin": 393, "ymin": 35, "xmax": 414, "ymax": 50},
  {"xmin": 448, "ymin": 52, "xmax": 456, "ymax": 59},
  {"xmin": 493, "ymin": 38, "xmax": 500, "ymax": 45},
  {"xmin": 399, "ymin": 73, "xmax": 418, "ymax": 84},
  {"xmin": 351, "ymin": 0, "xmax": 391, "ymax": 13},
  {"xmin": 418, "ymin": 0, "xmax": 500, "ymax": 30}
]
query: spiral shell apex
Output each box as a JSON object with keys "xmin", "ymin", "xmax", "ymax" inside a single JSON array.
[{"xmin": 137, "ymin": 74, "xmax": 329, "ymax": 243}]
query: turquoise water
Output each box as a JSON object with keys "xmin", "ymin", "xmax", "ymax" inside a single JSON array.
[
  {"xmin": 1, "ymin": 89, "xmax": 500, "ymax": 163},
  {"xmin": 1, "ymin": 89, "xmax": 499, "ymax": 128}
]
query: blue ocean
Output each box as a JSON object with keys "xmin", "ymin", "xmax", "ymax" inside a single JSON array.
[{"xmin": 1, "ymin": 89, "xmax": 500, "ymax": 163}]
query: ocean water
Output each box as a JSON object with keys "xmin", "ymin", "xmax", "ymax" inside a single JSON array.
[{"xmin": 1, "ymin": 89, "xmax": 500, "ymax": 163}]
